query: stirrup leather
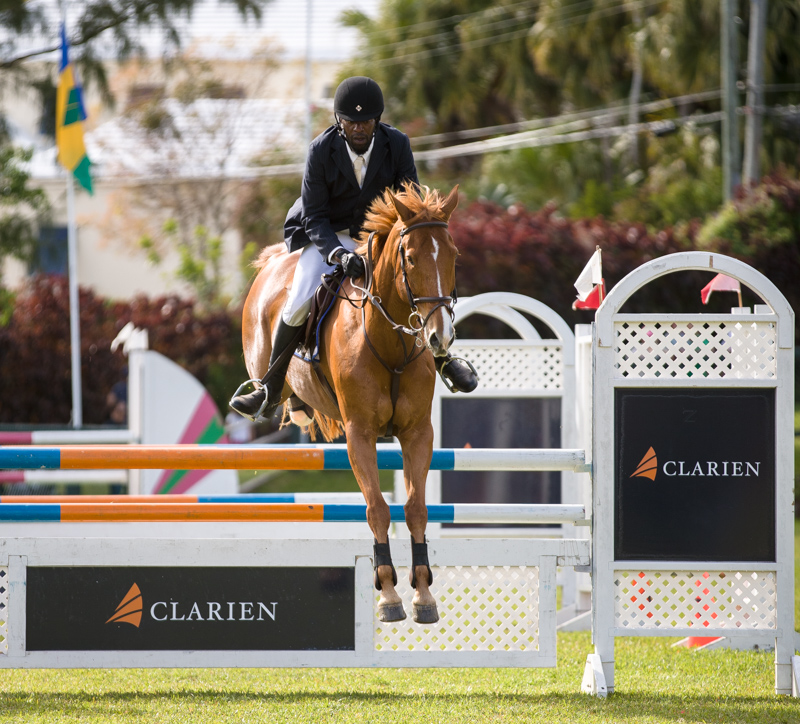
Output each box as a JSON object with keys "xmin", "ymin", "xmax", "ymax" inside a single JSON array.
[
  {"xmin": 409, "ymin": 536, "xmax": 434, "ymax": 589},
  {"xmin": 373, "ymin": 540, "xmax": 398, "ymax": 591}
]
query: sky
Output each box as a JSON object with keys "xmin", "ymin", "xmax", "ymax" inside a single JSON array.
[
  {"xmin": 7, "ymin": 0, "xmax": 380, "ymax": 62},
  {"xmin": 134, "ymin": 0, "xmax": 380, "ymax": 60}
]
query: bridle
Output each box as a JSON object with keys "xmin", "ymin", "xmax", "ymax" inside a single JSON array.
[
  {"xmin": 397, "ymin": 221, "xmax": 456, "ymax": 336},
  {"xmin": 326, "ymin": 217, "xmax": 457, "ymax": 436},
  {"xmin": 347, "ymin": 220, "xmax": 455, "ymax": 360}
]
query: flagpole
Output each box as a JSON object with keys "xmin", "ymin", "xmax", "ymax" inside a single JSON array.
[
  {"xmin": 62, "ymin": 2, "xmax": 83, "ymax": 428},
  {"xmin": 66, "ymin": 172, "xmax": 83, "ymax": 428}
]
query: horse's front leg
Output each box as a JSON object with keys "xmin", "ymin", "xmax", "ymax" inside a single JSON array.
[
  {"xmin": 397, "ymin": 421, "xmax": 439, "ymax": 624},
  {"xmin": 346, "ymin": 422, "xmax": 406, "ymax": 622}
]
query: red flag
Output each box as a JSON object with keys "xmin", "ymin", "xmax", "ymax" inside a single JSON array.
[
  {"xmin": 701, "ymin": 274, "xmax": 741, "ymax": 305},
  {"xmin": 572, "ymin": 280, "xmax": 606, "ymax": 310}
]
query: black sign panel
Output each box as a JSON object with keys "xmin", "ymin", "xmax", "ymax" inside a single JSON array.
[
  {"xmin": 27, "ymin": 566, "xmax": 354, "ymax": 651},
  {"xmin": 441, "ymin": 397, "xmax": 562, "ymax": 511},
  {"xmin": 615, "ymin": 389, "xmax": 775, "ymax": 561}
]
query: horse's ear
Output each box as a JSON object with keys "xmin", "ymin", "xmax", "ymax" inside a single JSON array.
[
  {"xmin": 390, "ymin": 192, "xmax": 416, "ymax": 223},
  {"xmin": 441, "ymin": 185, "xmax": 459, "ymax": 220}
]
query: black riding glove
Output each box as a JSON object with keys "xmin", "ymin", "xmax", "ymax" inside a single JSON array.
[{"xmin": 337, "ymin": 251, "xmax": 366, "ymax": 279}]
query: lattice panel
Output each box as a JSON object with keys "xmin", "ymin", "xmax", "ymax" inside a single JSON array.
[
  {"xmin": 613, "ymin": 321, "xmax": 777, "ymax": 379},
  {"xmin": 374, "ymin": 565, "xmax": 539, "ymax": 651},
  {"xmin": 615, "ymin": 570, "xmax": 777, "ymax": 630},
  {"xmin": 0, "ymin": 567, "xmax": 7, "ymax": 655},
  {"xmin": 452, "ymin": 345, "xmax": 563, "ymax": 390}
]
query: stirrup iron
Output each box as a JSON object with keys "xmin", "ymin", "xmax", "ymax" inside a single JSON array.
[
  {"xmin": 437, "ymin": 355, "xmax": 479, "ymax": 394},
  {"xmin": 229, "ymin": 379, "xmax": 269, "ymax": 422}
]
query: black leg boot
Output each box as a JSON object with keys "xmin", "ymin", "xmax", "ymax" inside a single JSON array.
[
  {"xmin": 230, "ymin": 319, "xmax": 304, "ymax": 419},
  {"xmin": 436, "ymin": 353, "xmax": 479, "ymax": 393}
]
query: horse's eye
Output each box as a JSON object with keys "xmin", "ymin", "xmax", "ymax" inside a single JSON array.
[{"xmin": 406, "ymin": 254, "xmax": 414, "ymax": 266}]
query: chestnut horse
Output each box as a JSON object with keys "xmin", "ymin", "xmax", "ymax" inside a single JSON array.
[{"xmin": 241, "ymin": 184, "xmax": 459, "ymax": 624}]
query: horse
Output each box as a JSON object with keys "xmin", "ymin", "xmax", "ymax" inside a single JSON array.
[{"xmin": 241, "ymin": 183, "xmax": 460, "ymax": 624}]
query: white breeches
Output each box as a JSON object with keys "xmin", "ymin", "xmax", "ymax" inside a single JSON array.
[{"xmin": 282, "ymin": 233, "xmax": 358, "ymax": 326}]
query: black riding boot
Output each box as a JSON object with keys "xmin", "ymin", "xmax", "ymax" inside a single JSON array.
[
  {"xmin": 436, "ymin": 353, "xmax": 479, "ymax": 393},
  {"xmin": 230, "ymin": 319, "xmax": 304, "ymax": 419}
]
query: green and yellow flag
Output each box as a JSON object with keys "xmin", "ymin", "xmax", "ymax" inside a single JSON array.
[{"xmin": 56, "ymin": 25, "xmax": 93, "ymax": 194}]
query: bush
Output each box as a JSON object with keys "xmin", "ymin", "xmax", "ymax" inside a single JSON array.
[
  {"xmin": 697, "ymin": 171, "xmax": 800, "ymax": 339},
  {"xmin": 450, "ymin": 199, "xmax": 700, "ymax": 332},
  {"xmin": 0, "ymin": 275, "xmax": 245, "ymax": 425}
]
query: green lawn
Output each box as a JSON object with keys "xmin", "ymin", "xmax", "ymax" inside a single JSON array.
[{"xmin": 0, "ymin": 633, "xmax": 795, "ymax": 723}]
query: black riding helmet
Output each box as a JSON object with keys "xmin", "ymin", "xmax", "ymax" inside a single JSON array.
[{"xmin": 334, "ymin": 76, "xmax": 384, "ymax": 122}]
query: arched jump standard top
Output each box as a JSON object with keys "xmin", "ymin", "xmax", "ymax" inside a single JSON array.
[{"xmin": 596, "ymin": 251, "xmax": 795, "ymax": 349}]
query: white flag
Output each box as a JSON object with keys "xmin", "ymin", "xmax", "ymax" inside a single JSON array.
[{"xmin": 574, "ymin": 248, "xmax": 602, "ymax": 301}]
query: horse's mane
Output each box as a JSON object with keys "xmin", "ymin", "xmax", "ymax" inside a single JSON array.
[
  {"xmin": 252, "ymin": 184, "xmax": 445, "ymax": 272},
  {"xmin": 355, "ymin": 183, "xmax": 449, "ymax": 257},
  {"xmin": 252, "ymin": 243, "xmax": 285, "ymax": 271}
]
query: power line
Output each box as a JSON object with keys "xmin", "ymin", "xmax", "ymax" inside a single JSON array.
[
  {"xmin": 410, "ymin": 89, "xmax": 723, "ymax": 146},
  {"xmin": 356, "ymin": 0, "xmax": 540, "ymax": 44},
  {"xmin": 363, "ymin": 0, "xmax": 664, "ymax": 68},
  {"xmin": 412, "ymin": 111, "xmax": 724, "ymax": 161}
]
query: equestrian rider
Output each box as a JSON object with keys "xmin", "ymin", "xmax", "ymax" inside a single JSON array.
[{"xmin": 230, "ymin": 76, "xmax": 478, "ymax": 420}]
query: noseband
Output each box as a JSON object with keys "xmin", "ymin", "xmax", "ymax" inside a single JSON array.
[{"xmin": 397, "ymin": 221, "xmax": 456, "ymax": 334}]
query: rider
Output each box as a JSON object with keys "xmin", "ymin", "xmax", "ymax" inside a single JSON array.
[{"xmin": 230, "ymin": 76, "xmax": 478, "ymax": 420}]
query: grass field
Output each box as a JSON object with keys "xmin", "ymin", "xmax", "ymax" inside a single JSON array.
[{"xmin": 0, "ymin": 633, "xmax": 796, "ymax": 723}]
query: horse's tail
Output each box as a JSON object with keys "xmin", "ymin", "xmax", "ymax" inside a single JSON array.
[
  {"xmin": 253, "ymin": 243, "xmax": 286, "ymax": 271},
  {"xmin": 312, "ymin": 413, "xmax": 346, "ymax": 443},
  {"xmin": 281, "ymin": 408, "xmax": 345, "ymax": 443}
]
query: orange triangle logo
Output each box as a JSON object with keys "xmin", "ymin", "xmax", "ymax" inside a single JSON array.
[
  {"xmin": 106, "ymin": 583, "xmax": 142, "ymax": 627},
  {"xmin": 630, "ymin": 447, "xmax": 658, "ymax": 481}
]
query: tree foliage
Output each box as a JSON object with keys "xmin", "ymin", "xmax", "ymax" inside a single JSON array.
[
  {"xmin": 697, "ymin": 170, "xmax": 800, "ymax": 321},
  {"xmin": 346, "ymin": 0, "xmax": 799, "ymax": 220},
  {"xmin": 0, "ymin": 145, "xmax": 50, "ymax": 270},
  {"xmin": 340, "ymin": 0, "xmax": 559, "ymax": 136},
  {"xmin": 1, "ymin": 0, "xmax": 269, "ymax": 102}
]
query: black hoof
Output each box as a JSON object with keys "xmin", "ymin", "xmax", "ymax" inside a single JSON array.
[
  {"xmin": 412, "ymin": 602, "xmax": 439, "ymax": 624},
  {"xmin": 377, "ymin": 601, "xmax": 407, "ymax": 622}
]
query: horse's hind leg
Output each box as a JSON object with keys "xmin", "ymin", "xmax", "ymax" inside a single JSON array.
[
  {"xmin": 346, "ymin": 423, "xmax": 406, "ymax": 622},
  {"xmin": 398, "ymin": 423, "xmax": 439, "ymax": 624}
]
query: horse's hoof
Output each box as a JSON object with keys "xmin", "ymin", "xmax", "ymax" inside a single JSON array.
[
  {"xmin": 412, "ymin": 602, "xmax": 439, "ymax": 624},
  {"xmin": 377, "ymin": 601, "xmax": 407, "ymax": 623}
]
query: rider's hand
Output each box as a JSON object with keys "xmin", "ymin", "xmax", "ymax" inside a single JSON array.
[{"xmin": 337, "ymin": 251, "xmax": 366, "ymax": 279}]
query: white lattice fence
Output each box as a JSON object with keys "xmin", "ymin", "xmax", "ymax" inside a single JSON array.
[
  {"xmin": 451, "ymin": 343, "xmax": 563, "ymax": 390},
  {"xmin": 374, "ymin": 565, "xmax": 539, "ymax": 652},
  {"xmin": 613, "ymin": 320, "xmax": 778, "ymax": 380},
  {"xmin": 614, "ymin": 570, "xmax": 778, "ymax": 631}
]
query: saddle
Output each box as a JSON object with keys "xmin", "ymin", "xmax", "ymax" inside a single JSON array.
[
  {"xmin": 300, "ymin": 267, "xmax": 346, "ymax": 364},
  {"xmin": 291, "ymin": 266, "xmax": 401, "ymax": 437},
  {"xmin": 286, "ymin": 267, "xmax": 347, "ymax": 417}
]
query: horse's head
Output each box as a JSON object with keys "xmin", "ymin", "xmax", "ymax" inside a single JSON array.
[{"xmin": 389, "ymin": 185, "xmax": 460, "ymax": 358}]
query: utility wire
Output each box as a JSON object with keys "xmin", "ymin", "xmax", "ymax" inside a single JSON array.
[
  {"xmin": 410, "ymin": 89, "xmax": 723, "ymax": 146},
  {"xmin": 412, "ymin": 111, "xmax": 724, "ymax": 161},
  {"xmin": 362, "ymin": 0, "xmax": 664, "ymax": 68}
]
